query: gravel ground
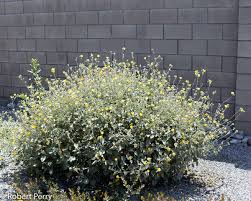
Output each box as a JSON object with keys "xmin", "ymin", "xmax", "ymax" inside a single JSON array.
[{"xmin": 162, "ymin": 144, "xmax": 251, "ymax": 201}]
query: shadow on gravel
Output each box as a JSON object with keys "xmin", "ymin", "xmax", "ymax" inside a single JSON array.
[
  {"xmin": 207, "ymin": 144, "xmax": 251, "ymax": 170},
  {"xmin": 8, "ymin": 167, "xmax": 212, "ymax": 201}
]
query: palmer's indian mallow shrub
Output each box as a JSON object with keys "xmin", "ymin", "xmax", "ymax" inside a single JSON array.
[{"xmin": 0, "ymin": 52, "xmax": 244, "ymax": 198}]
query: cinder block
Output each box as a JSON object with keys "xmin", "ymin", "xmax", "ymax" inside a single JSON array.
[
  {"xmin": 34, "ymin": 13, "xmax": 53, "ymax": 25},
  {"xmin": 124, "ymin": 10, "xmax": 149, "ymax": 24},
  {"xmin": 0, "ymin": 2, "xmax": 4, "ymax": 15},
  {"xmin": 26, "ymin": 26, "xmax": 45, "ymax": 39},
  {"xmin": 178, "ymin": 8, "xmax": 207, "ymax": 23},
  {"xmin": 193, "ymin": 24, "xmax": 222, "ymax": 39},
  {"xmin": 0, "ymin": 39, "xmax": 17, "ymax": 51},
  {"xmin": 238, "ymin": 41, "xmax": 251, "ymax": 57},
  {"xmin": 0, "ymin": 28, "xmax": 7, "ymax": 39},
  {"xmin": 87, "ymin": 0, "xmax": 110, "ymax": 10},
  {"xmin": 26, "ymin": 52, "xmax": 47, "ymax": 64},
  {"xmin": 223, "ymin": 24, "xmax": 238, "ymax": 40},
  {"xmin": 235, "ymin": 121, "xmax": 251, "ymax": 134},
  {"xmin": 3, "ymin": 87, "xmax": 21, "ymax": 97},
  {"xmin": 1, "ymin": 63, "xmax": 20, "ymax": 76},
  {"xmin": 150, "ymin": 9, "xmax": 177, "ymax": 24},
  {"xmin": 37, "ymin": 39, "xmax": 57, "ymax": 51},
  {"xmin": 179, "ymin": 40, "xmax": 207, "ymax": 55},
  {"xmin": 63, "ymin": 0, "xmax": 88, "ymax": 12},
  {"xmin": 125, "ymin": 40, "xmax": 150, "ymax": 53},
  {"xmin": 78, "ymin": 39, "xmax": 100, "ymax": 52},
  {"xmin": 56, "ymin": 39, "xmax": 78, "ymax": 52},
  {"xmin": 23, "ymin": 0, "xmax": 47, "ymax": 13},
  {"xmin": 236, "ymin": 90, "xmax": 251, "ymax": 106},
  {"xmin": 137, "ymin": 25, "xmax": 163, "ymax": 39},
  {"xmin": 99, "ymin": 11, "xmax": 123, "ymax": 24},
  {"xmin": 239, "ymin": 25, "xmax": 251, "ymax": 40},
  {"xmin": 237, "ymin": 58, "xmax": 251, "ymax": 74},
  {"xmin": 45, "ymin": 26, "xmax": 65, "ymax": 38},
  {"xmin": 207, "ymin": 72, "xmax": 236, "ymax": 88},
  {"xmin": 100, "ymin": 39, "xmax": 124, "ymax": 52},
  {"xmin": 235, "ymin": 106, "xmax": 251, "ymax": 121},
  {"xmin": 240, "ymin": 0, "xmax": 251, "ymax": 7},
  {"xmin": 193, "ymin": 0, "xmax": 237, "ymax": 7},
  {"xmin": 164, "ymin": 55, "xmax": 191, "ymax": 70},
  {"xmin": 164, "ymin": 25, "xmax": 191, "ymax": 39},
  {"xmin": 76, "ymin": 12, "xmax": 98, "ymax": 24},
  {"xmin": 47, "ymin": 52, "xmax": 67, "ymax": 65},
  {"xmin": 66, "ymin": 26, "xmax": 87, "ymax": 38},
  {"xmin": 208, "ymin": 40, "xmax": 237, "ymax": 56},
  {"xmin": 208, "ymin": 8, "xmax": 238, "ymax": 23},
  {"xmin": 17, "ymin": 40, "xmax": 36, "ymax": 51},
  {"xmin": 8, "ymin": 27, "xmax": 25, "ymax": 39},
  {"xmin": 0, "ymin": 75, "xmax": 12, "ymax": 87},
  {"xmin": 8, "ymin": 14, "xmax": 33, "ymax": 26},
  {"xmin": 111, "ymin": 0, "xmax": 164, "ymax": 10},
  {"xmin": 8, "ymin": 52, "xmax": 27, "ymax": 64},
  {"xmin": 44, "ymin": 0, "xmax": 64, "ymax": 12},
  {"xmin": 54, "ymin": 13, "xmax": 76, "ymax": 25},
  {"xmin": 88, "ymin": 25, "xmax": 111, "ymax": 38},
  {"xmin": 193, "ymin": 56, "xmax": 222, "ymax": 72},
  {"xmin": 222, "ymin": 57, "xmax": 237, "ymax": 73},
  {"xmin": 0, "ymin": 16, "xmax": 9, "ymax": 26},
  {"xmin": 112, "ymin": 25, "xmax": 136, "ymax": 38},
  {"xmin": 240, "ymin": 8, "xmax": 251, "ymax": 24},
  {"xmin": 0, "ymin": 51, "xmax": 9, "ymax": 62},
  {"xmin": 5, "ymin": 1, "xmax": 23, "ymax": 14},
  {"xmin": 151, "ymin": 40, "xmax": 177, "ymax": 54},
  {"xmin": 164, "ymin": 0, "xmax": 192, "ymax": 8}
]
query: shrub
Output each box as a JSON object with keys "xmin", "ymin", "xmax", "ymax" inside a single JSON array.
[{"xmin": 0, "ymin": 52, "xmax": 241, "ymax": 199}]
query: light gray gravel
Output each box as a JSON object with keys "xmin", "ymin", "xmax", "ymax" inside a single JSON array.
[
  {"xmin": 162, "ymin": 144, "xmax": 251, "ymax": 201},
  {"xmin": 0, "ymin": 156, "xmax": 15, "ymax": 201}
]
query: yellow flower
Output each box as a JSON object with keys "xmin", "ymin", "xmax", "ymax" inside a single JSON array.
[
  {"xmin": 50, "ymin": 67, "xmax": 56, "ymax": 74},
  {"xmin": 208, "ymin": 79, "xmax": 213, "ymax": 86},
  {"xmin": 31, "ymin": 124, "xmax": 37, "ymax": 129},
  {"xmin": 139, "ymin": 112, "xmax": 143, "ymax": 117},
  {"xmin": 146, "ymin": 169, "xmax": 150, "ymax": 173},
  {"xmin": 202, "ymin": 69, "xmax": 207, "ymax": 74},
  {"xmin": 156, "ymin": 168, "xmax": 161, "ymax": 173},
  {"xmin": 147, "ymin": 157, "xmax": 152, "ymax": 162},
  {"xmin": 97, "ymin": 136, "xmax": 104, "ymax": 141},
  {"xmin": 130, "ymin": 123, "xmax": 133, "ymax": 129},
  {"xmin": 166, "ymin": 157, "xmax": 171, "ymax": 162},
  {"xmin": 240, "ymin": 107, "xmax": 245, "ymax": 113}
]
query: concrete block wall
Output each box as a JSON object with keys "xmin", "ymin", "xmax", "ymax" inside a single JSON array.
[
  {"xmin": 236, "ymin": 0, "xmax": 251, "ymax": 133},
  {"xmin": 0, "ymin": 0, "xmax": 249, "ymax": 133}
]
